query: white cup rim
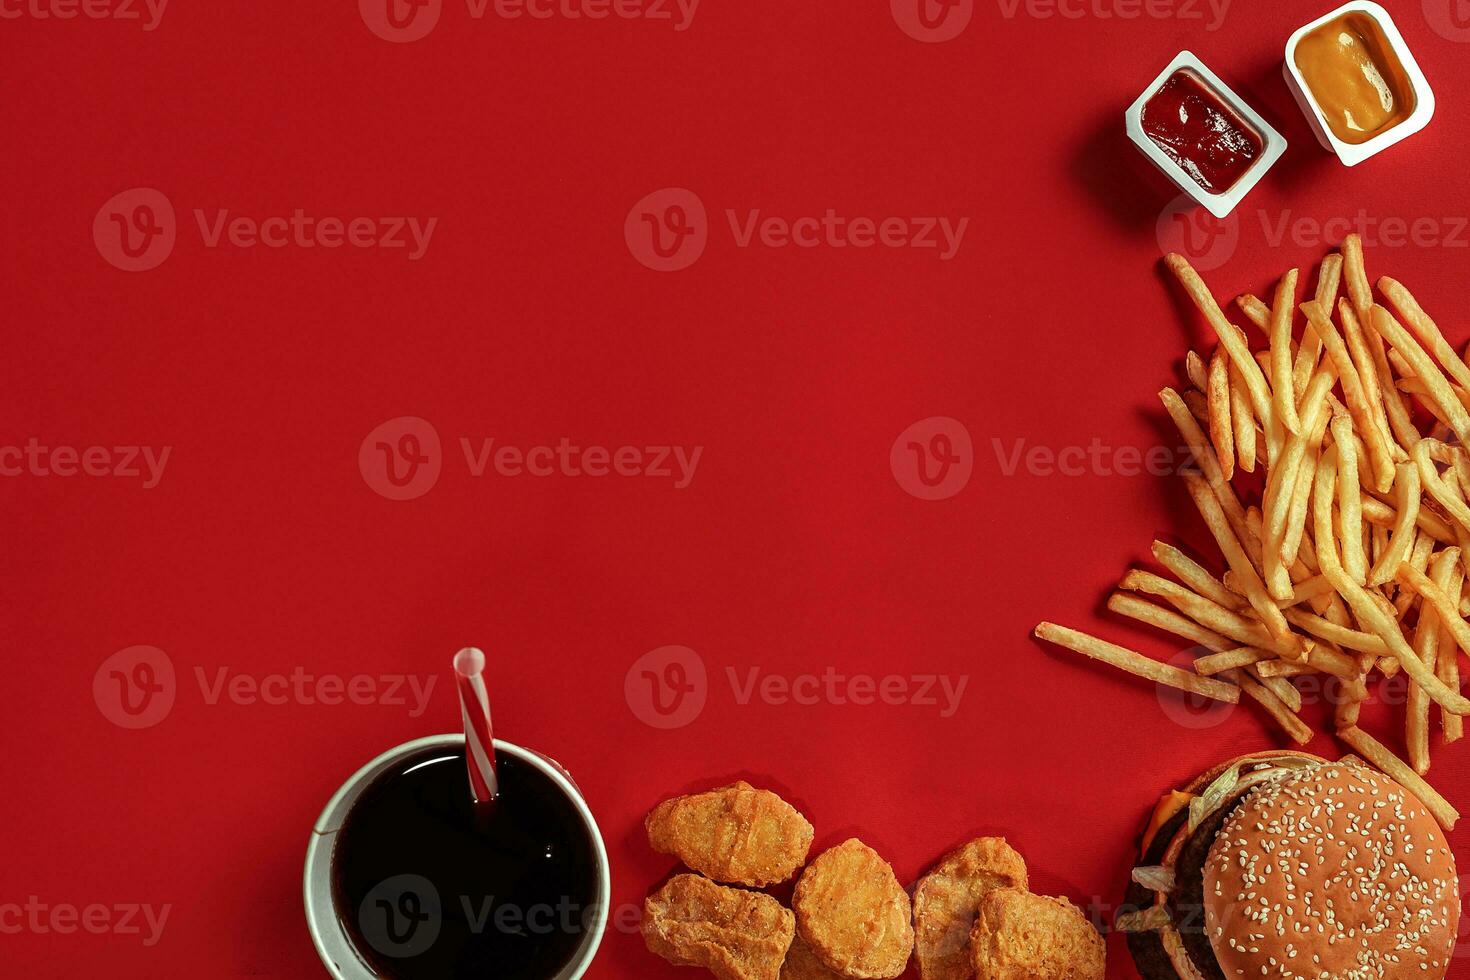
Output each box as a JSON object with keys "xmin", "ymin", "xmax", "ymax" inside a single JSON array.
[{"xmin": 302, "ymin": 734, "xmax": 612, "ymax": 980}]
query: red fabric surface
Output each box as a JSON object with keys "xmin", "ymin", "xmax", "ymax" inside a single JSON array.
[{"xmin": 5, "ymin": 1, "xmax": 1470, "ymax": 977}]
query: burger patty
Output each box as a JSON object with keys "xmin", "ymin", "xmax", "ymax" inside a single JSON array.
[
  {"xmin": 1125, "ymin": 796, "xmax": 1253, "ymax": 980},
  {"xmin": 1123, "ymin": 807, "xmax": 1184, "ymax": 980},
  {"xmin": 1172, "ymin": 796, "xmax": 1239, "ymax": 980}
]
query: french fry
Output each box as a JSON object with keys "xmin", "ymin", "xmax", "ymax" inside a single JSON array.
[
  {"xmin": 1119, "ymin": 570, "xmax": 1300, "ymax": 657},
  {"xmin": 1339, "ymin": 301, "xmax": 1400, "ymax": 476},
  {"xmin": 1379, "ymin": 277, "xmax": 1470, "ymax": 391},
  {"xmin": 1150, "ymin": 541, "xmax": 1241, "ymax": 609},
  {"xmin": 1330, "ymin": 413, "xmax": 1368, "ymax": 585},
  {"xmin": 1184, "ymin": 471, "xmax": 1299, "ymax": 650},
  {"xmin": 1262, "ymin": 365, "xmax": 1337, "ymax": 598},
  {"xmin": 1414, "ymin": 439, "xmax": 1470, "ymax": 534},
  {"xmin": 1249, "ymin": 665, "xmax": 1302, "ymax": 712},
  {"xmin": 1314, "ymin": 452, "xmax": 1470, "ymax": 714},
  {"xmin": 1281, "ymin": 441, "xmax": 1329, "ymax": 583},
  {"xmin": 1394, "ymin": 564, "xmax": 1470, "ymax": 683},
  {"xmin": 1338, "ymin": 726, "xmax": 1460, "ymax": 830},
  {"xmin": 1362, "ymin": 493, "xmax": 1455, "ymax": 545},
  {"xmin": 1161, "ymin": 388, "xmax": 1250, "ymax": 539},
  {"xmin": 1358, "ymin": 300, "xmax": 1421, "ymax": 451},
  {"xmin": 1166, "ymin": 255, "xmax": 1279, "ymax": 460},
  {"xmin": 1341, "ymin": 233, "xmax": 1372, "ymax": 318},
  {"xmin": 1229, "ymin": 571, "xmax": 1335, "ymax": 610},
  {"xmin": 1228, "ymin": 361, "xmax": 1257, "ymax": 473},
  {"xmin": 1206, "ymin": 349, "xmax": 1235, "ymax": 480},
  {"xmin": 1185, "ymin": 350, "xmax": 1208, "ymax": 391},
  {"xmin": 1235, "ymin": 293, "xmax": 1270, "ymax": 330},
  {"xmin": 1303, "ymin": 300, "xmax": 1397, "ymax": 492},
  {"xmin": 1407, "ymin": 551, "xmax": 1456, "ymax": 774},
  {"xmin": 1107, "ymin": 593, "xmax": 1229, "ymax": 653},
  {"xmin": 1183, "ymin": 389, "xmax": 1210, "ymax": 427},
  {"xmin": 1395, "ymin": 531, "xmax": 1436, "ymax": 618},
  {"xmin": 1437, "ymin": 560, "xmax": 1466, "ymax": 744},
  {"xmin": 1230, "ymin": 668, "xmax": 1312, "ymax": 745},
  {"xmin": 1254, "ymin": 659, "xmax": 1317, "ymax": 678},
  {"xmin": 1035, "ymin": 623, "xmax": 1241, "ymax": 703},
  {"xmin": 1193, "ymin": 647, "xmax": 1269, "ymax": 675},
  {"xmin": 1367, "ymin": 462, "xmax": 1420, "ymax": 586},
  {"xmin": 1290, "ymin": 254, "xmax": 1339, "ymax": 399},
  {"xmin": 1371, "ymin": 304, "xmax": 1470, "ymax": 443},
  {"xmin": 1269, "ymin": 269, "xmax": 1301, "ymax": 435}
]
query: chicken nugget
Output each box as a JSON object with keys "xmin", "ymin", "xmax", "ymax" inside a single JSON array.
[
  {"xmin": 792, "ymin": 839, "xmax": 914, "ymax": 979},
  {"xmin": 969, "ymin": 888, "xmax": 1105, "ymax": 980},
  {"xmin": 779, "ymin": 934, "xmax": 844, "ymax": 980},
  {"xmin": 646, "ymin": 782, "xmax": 814, "ymax": 887},
  {"xmin": 643, "ymin": 874, "xmax": 796, "ymax": 980},
  {"xmin": 912, "ymin": 837, "xmax": 1028, "ymax": 980}
]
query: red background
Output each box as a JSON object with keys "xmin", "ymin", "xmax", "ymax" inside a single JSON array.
[{"xmin": 5, "ymin": 0, "xmax": 1470, "ymax": 976}]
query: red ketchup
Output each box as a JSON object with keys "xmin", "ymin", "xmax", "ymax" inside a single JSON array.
[{"xmin": 1141, "ymin": 70, "xmax": 1263, "ymax": 194}]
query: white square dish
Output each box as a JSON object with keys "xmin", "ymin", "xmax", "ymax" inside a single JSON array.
[
  {"xmin": 1284, "ymin": 1, "xmax": 1435, "ymax": 167},
  {"xmin": 1126, "ymin": 51, "xmax": 1287, "ymax": 220}
]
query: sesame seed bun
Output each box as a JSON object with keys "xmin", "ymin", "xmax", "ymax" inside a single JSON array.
[{"xmin": 1203, "ymin": 760, "xmax": 1460, "ymax": 979}]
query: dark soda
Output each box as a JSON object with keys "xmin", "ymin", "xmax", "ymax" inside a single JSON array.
[{"xmin": 332, "ymin": 746, "xmax": 600, "ymax": 979}]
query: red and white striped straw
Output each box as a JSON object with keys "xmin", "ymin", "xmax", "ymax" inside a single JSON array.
[{"xmin": 453, "ymin": 647, "xmax": 499, "ymax": 804}]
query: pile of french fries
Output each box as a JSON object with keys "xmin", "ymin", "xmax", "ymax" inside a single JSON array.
[{"xmin": 1036, "ymin": 234, "xmax": 1468, "ymax": 829}]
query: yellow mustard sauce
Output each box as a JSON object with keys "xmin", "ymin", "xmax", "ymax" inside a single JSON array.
[{"xmin": 1294, "ymin": 12, "xmax": 1416, "ymax": 145}]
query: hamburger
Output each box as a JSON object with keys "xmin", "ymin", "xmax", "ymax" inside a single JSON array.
[{"xmin": 1119, "ymin": 751, "xmax": 1461, "ymax": 979}]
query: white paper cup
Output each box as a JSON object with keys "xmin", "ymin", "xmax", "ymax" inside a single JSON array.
[{"xmin": 303, "ymin": 735, "xmax": 611, "ymax": 980}]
